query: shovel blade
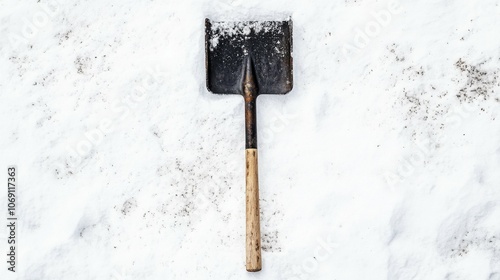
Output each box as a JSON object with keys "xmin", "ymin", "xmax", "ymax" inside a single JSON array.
[{"xmin": 205, "ymin": 19, "xmax": 293, "ymax": 95}]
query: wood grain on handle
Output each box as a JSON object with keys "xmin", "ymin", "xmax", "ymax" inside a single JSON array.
[{"xmin": 246, "ymin": 148, "xmax": 262, "ymax": 272}]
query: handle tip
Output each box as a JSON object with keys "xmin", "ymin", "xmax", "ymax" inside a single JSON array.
[{"xmin": 246, "ymin": 267, "xmax": 262, "ymax": 272}]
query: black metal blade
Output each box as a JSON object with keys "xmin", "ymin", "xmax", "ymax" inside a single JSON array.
[{"xmin": 205, "ymin": 19, "xmax": 293, "ymax": 95}]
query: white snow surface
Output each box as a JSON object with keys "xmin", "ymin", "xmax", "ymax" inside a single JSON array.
[{"xmin": 1, "ymin": 0, "xmax": 500, "ymax": 279}]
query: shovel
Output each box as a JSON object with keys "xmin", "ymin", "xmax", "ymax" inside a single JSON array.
[{"xmin": 205, "ymin": 18, "xmax": 293, "ymax": 271}]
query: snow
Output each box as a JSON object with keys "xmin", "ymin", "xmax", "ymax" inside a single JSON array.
[
  {"xmin": 210, "ymin": 20, "xmax": 285, "ymax": 37},
  {"xmin": 1, "ymin": 0, "xmax": 500, "ymax": 279},
  {"xmin": 208, "ymin": 20, "xmax": 286, "ymax": 50}
]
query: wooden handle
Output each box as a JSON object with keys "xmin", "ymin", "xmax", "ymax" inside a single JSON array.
[{"xmin": 246, "ymin": 148, "xmax": 262, "ymax": 272}]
